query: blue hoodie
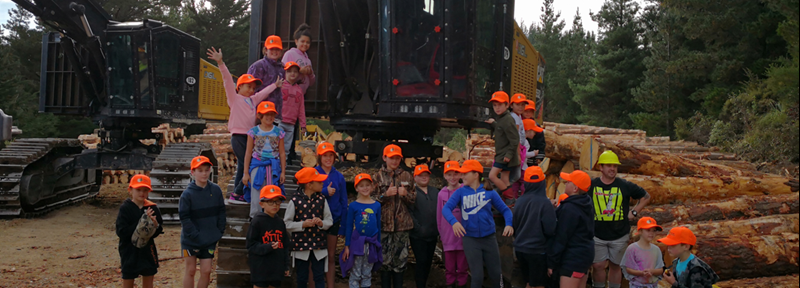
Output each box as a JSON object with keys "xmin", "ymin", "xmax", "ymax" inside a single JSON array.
[
  {"xmin": 316, "ymin": 165, "xmax": 348, "ymax": 235},
  {"xmin": 179, "ymin": 181, "xmax": 227, "ymax": 248},
  {"xmin": 442, "ymin": 184, "xmax": 513, "ymax": 238}
]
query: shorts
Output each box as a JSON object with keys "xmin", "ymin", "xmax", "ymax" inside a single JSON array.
[
  {"xmin": 182, "ymin": 243, "xmax": 218, "ymax": 259},
  {"xmin": 253, "ymin": 280, "xmax": 283, "ymax": 288},
  {"xmin": 326, "ymin": 220, "xmax": 341, "ymax": 236},
  {"xmin": 516, "ymin": 252, "xmax": 548, "ymax": 287},
  {"xmin": 492, "ymin": 161, "xmax": 513, "ymax": 171},
  {"xmin": 593, "ymin": 234, "xmax": 630, "ymax": 265},
  {"xmin": 121, "ymin": 267, "xmax": 157, "ymax": 280},
  {"xmin": 559, "ymin": 268, "xmax": 588, "ymax": 278}
]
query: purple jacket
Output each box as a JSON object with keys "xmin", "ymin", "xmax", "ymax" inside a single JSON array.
[
  {"xmin": 247, "ymin": 57, "xmax": 285, "ymax": 120},
  {"xmin": 339, "ymin": 231, "xmax": 382, "ymax": 277},
  {"xmin": 437, "ymin": 185, "xmax": 464, "ymax": 251}
]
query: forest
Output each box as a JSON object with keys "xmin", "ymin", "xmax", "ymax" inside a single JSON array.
[{"xmin": 1, "ymin": 0, "xmax": 797, "ymax": 165}]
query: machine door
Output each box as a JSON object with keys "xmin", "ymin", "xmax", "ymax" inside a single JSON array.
[{"xmin": 387, "ymin": 0, "xmax": 444, "ymax": 100}]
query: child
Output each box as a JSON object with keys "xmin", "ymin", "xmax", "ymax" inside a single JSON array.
[
  {"xmin": 522, "ymin": 101, "xmax": 546, "ymax": 166},
  {"xmin": 247, "ymin": 185, "xmax": 291, "ymax": 288},
  {"xmin": 179, "ymin": 156, "xmax": 227, "ymax": 288},
  {"xmin": 279, "ymin": 61, "xmax": 310, "ymax": 160},
  {"xmin": 659, "ymin": 226, "xmax": 720, "ymax": 288},
  {"xmin": 341, "ymin": 173, "xmax": 383, "ymax": 288},
  {"xmin": 284, "ymin": 167, "xmax": 334, "ymax": 288},
  {"xmin": 522, "ymin": 119, "xmax": 544, "ymax": 169},
  {"xmin": 371, "ymin": 144, "xmax": 416, "ymax": 288},
  {"xmin": 282, "ymin": 23, "xmax": 316, "ymax": 88},
  {"xmin": 410, "ymin": 164, "xmax": 439, "ymax": 288},
  {"xmin": 316, "ymin": 141, "xmax": 349, "ymax": 286},
  {"xmin": 510, "ymin": 94, "xmax": 531, "ymax": 169},
  {"xmin": 206, "ymin": 47, "xmax": 282, "ymax": 203},
  {"xmin": 621, "ymin": 217, "xmax": 665, "ymax": 288},
  {"xmin": 547, "ymin": 170, "xmax": 594, "ymax": 288},
  {"xmin": 437, "ymin": 161, "xmax": 468, "ymax": 288},
  {"xmin": 243, "ymin": 101, "xmax": 287, "ymax": 219},
  {"xmin": 442, "ymin": 159, "xmax": 514, "ymax": 288},
  {"xmin": 485, "ymin": 91, "xmax": 521, "ymax": 197},
  {"xmin": 512, "ymin": 166, "xmax": 556, "ymax": 288},
  {"xmin": 116, "ymin": 175, "xmax": 163, "ymax": 288},
  {"xmin": 248, "ymin": 35, "xmax": 286, "ymax": 119}
]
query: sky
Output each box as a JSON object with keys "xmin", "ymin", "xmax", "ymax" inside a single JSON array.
[
  {"xmin": 515, "ymin": 0, "xmax": 605, "ymax": 34},
  {"xmin": 0, "ymin": 0, "xmax": 13, "ymax": 28}
]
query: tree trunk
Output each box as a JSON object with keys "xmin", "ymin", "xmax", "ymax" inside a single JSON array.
[
  {"xmin": 691, "ymin": 233, "xmax": 798, "ymax": 280},
  {"xmin": 543, "ymin": 130, "xmax": 585, "ymax": 161},
  {"xmin": 663, "ymin": 214, "xmax": 799, "ymax": 237},
  {"xmin": 639, "ymin": 194, "xmax": 799, "ymax": 224},
  {"xmin": 715, "ymin": 275, "xmax": 800, "ymax": 288},
  {"xmin": 595, "ymin": 172, "xmax": 797, "ymax": 205}
]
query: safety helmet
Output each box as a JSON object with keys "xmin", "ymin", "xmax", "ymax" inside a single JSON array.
[{"xmin": 597, "ymin": 150, "xmax": 622, "ymax": 165}]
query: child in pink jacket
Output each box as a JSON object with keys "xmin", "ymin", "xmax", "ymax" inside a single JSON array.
[
  {"xmin": 207, "ymin": 47, "xmax": 281, "ymax": 203},
  {"xmin": 282, "ymin": 24, "xmax": 316, "ymax": 88},
  {"xmin": 436, "ymin": 161, "xmax": 469, "ymax": 287},
  {"xmin": 278, "ymin": 62, "xmax": 309, "ymax": 159}
]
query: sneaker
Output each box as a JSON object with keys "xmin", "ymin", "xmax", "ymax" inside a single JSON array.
[{"xmin": 228, "ymin": 193, "xmax": 247, "ymax": 204}]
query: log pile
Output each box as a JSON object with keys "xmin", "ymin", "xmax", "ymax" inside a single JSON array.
[
  {"xmin": 186, "ymin": 123, "xmax": 237, "ymax": 176},
  {"xmin": 101, "ymin": 170, "xmax": 149, "ymax": 184}
]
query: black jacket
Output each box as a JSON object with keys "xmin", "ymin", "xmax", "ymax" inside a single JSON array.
[
  {"xmin": 547, "ymin": 193, "xmax": 595, "ymax": 273},
  {"xmin": 179, "ymin": 181, "xmax": 227, "ymax": 248},
  {"xmin": 116, "ymin": 199, "xmax": 164, "ymax": 274},
  {"xmin": 513, "ymin": 181, "xmax": 556, "ymax": 254},
  {"xmin": 410, "ymin": 185, "xmax": 440, "ymax": 241},
  {"xmin": 247, "ymin": 211, "xmax": 291, "ymax": 283}
]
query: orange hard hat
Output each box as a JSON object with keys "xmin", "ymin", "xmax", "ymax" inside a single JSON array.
[
  {"xmin": 523, "ymin": 166, "xmax": 545, "ymax": 183},
  {"xmin": 658, "ymin": 226, "xmax": 697, "ymax": 246},
  {"xmin": 560, "ymin": 170, "xmax": 591, "ymax": 192},
  {"xmin": 190, "ymin": 156, "xmax": 213, "ymax": 170},
  {"xmin": 129, "ymin": 174, "xmax": 152, "ymax": 190},
  {"xmin": 264, "ymin": 35, "xmax": 283, "ymax": 50},
  {"xmin": 236, "ymin": 74, "xmax": 263, "ymax": 92},
  {"xmin": 488, "ymin": 91, "xmax": 509, "ymax": 104}
]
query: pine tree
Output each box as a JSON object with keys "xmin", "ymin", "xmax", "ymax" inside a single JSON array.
[
  {"xmin": 571, "ymin": 0, "xmax": 646, "ymax": 128},
  {"xmin": 527, "ymin": 0, "xmax": 568, "ymax": 123},
  {"xmin": 547, "ymin": 9, "xmax": 592, "ymax": 124},
  {"xmin": 183, "ymin": 0, "xmax": 250, "ymax": 75}
]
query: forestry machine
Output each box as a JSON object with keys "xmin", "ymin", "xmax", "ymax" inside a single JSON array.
[{"xmin": 1, "ymin": 0, "xmax": 231, "ymax": 221}]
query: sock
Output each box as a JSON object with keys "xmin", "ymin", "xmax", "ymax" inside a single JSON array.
[
  {"xmin": 593, "ymin": 283, "xmax": 606, "ymax": 288},
  {"xmin": 609, "ymin": 284, "xmax": 621, "ymax": 288}
]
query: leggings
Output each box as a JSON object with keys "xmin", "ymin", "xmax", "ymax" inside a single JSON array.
[
  {"xmin": 462, "ymin": 234, "xmax": 502, "ymax": 288},
  {"xmin": 231, "ymin": 134, "xmax": 248, "ymax": 195}
]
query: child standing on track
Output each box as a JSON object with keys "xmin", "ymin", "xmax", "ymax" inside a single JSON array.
[
  {"xmin": 485, "ymin": 91, "xmax": 521, "ymax": 199},
  {"xmin": 243, "ymin": 101, "xmax": 287, "ymax": 218},
  {"xmin": 548, "ymin": 170, "xmax": 594, "ymax": 288},
  {"xmin": 248, "ymin": 35, "xmax": 286, "ymax": 116},
  {"xmin": 442, "ymin": 160, "xmax": 514, "ymax": 288},
  {"xmin": 341, "ymin": 173, "xmax": 383, "ymax": 288},
  {"xmin": 284, "ymin": 167, "xmax": 334, "ymax": 288},
  {"xmin": 278, "ymin": 61, "xmax": 310, "ymax": 160},
  {"xmin": 116, "ymin": 174, "xmax": 163, "ymax": 288},
  {"xmin": 315, "ymin": 142, "xmax": 349, "ymax": 287},
  {"xmin": 513, "ymin": 166, "xmax": 556, "ymax": 288},
  {"xmin": 409, "ymin": 164, "xmax": 439, "ymax": 288},
  {"xmin": 659, "ymin": 226, "xmax": 720, "ymax": 288},
  {"xmin": 437, "ymin": 161, "xmax": 469, "ymax": 288},
  {"xmin": 206, "ymin": 47, "xmax": 282, "ymax": 203},
  {"xmin": 179, "ymin": 156, "xmax": 227, "ymax": 288},
  {"xmin": 522, "ymin": 101, "xmax": 546, "ymax": 166},
  {"xmin": 247, "ymin": 185, "xmax": 291, "ymax": 288},
  {"xmin": 371, "ymin": 144, "xmax": 415, "ymax": 288},
  {"xmin": 621, "ymin": 217, "xmax": 665, "ymax": 288}
]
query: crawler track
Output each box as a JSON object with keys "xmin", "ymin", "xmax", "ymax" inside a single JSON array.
[{"xmin": 148, "ymin": 142, "xmax": 217, "ymax": 224}]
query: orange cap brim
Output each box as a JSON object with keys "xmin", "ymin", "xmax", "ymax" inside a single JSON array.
[
  {"xmin": 261, "ymin": 194, "xmax": 286, "ymax": 201},
  {"xmin": 317, "ymin": 148, "xmax": 336, "ymax": 156},
  {"xmin": 638, "ymin": 224, "xmax": 663, "ymax": 231},
  {"xmin": 384, "ymin": 152, "xmax": 402, "ymax": 158},
  {"xmin": 129, "ymin": 183, "xmax": 152, "ymax": 190},
  {"xmin": 312, "ymin": 174, "xmax": 328, "ymax": 182},
  {"xmin": 657, "ymin": 237, "xmax": 682, "ymax": 246},
  {"xmin": 354, "ymin": 178, "xmax": 372, "ymax": 187}
]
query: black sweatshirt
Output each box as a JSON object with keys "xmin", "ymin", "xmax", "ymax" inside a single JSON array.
[
  {"xmin": 116, "ymin": 199, "xmax": 164, "ymax": 274},
  {"xmin": 512, "ymin": 181, "xmax": 556, "ymax": 254},
  {"xmin": 547, "ymin": 193, "xmax": 595, "ymax": 273},
  {"xmin": 247, "ymin": 211, "xmax": 291, "ymax": 283},
  {"xmin": 410, "ymin": 185, "xmax": 440, "ymax": 241}
]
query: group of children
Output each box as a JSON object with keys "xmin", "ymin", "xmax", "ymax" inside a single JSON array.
[{"xmin": 113, "ymin": 20, "xmax": 719, "ymax": 288}]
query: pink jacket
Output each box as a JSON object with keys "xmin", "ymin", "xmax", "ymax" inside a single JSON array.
[
  {"xmin": 280, "ymin": 81, "xmax": 309, "ymax": 127},
  {"xmin": 281, "ymin": 48, "xmax": 316, "ymax": 86},
  {"xmin": 437, "ymin": 185, "xmax": 464, "ymax": 251},
  {"xmin": 222, "ymin": 63, "xmax": 277, "ymax": 135}
]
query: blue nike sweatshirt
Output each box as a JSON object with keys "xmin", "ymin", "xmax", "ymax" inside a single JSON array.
[{"xmin": 442, "ymin": 184, "xmax": 513, "ymax": 238}]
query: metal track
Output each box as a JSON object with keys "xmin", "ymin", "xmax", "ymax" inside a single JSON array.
[
  {"xmin": 149, "ymin": 142, "xmax": 217, "ymax": 224},
  {"xmin": 0, "ymin": 138, "xmax": 100, "ymax": 217}
]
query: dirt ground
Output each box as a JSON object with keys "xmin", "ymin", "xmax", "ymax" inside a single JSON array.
[{"xmin": 0, "ymin": 179, "xmax": 450, "ymax": 288}]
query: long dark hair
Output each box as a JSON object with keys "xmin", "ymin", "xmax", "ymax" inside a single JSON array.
[{"xmin": 294, "ymin": 23, "xmax": 312, "ymax": 41}]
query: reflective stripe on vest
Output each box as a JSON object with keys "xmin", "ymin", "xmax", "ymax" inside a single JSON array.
[{"xmin": 592, "ymin": 186, "xmax": 624, "ymax": 221}]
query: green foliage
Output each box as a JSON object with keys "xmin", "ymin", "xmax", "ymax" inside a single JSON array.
[{"xmin": 433, "ymin": 128, "xmax": 467, "ymax": 153}]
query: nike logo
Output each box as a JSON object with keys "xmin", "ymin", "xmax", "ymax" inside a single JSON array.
[{"xmin": 461, "ymin": 192, "xmax": 491, "ymax": 220}]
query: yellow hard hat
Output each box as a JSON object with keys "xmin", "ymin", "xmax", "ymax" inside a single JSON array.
[{"xmin": 597, "ymin": 150, "xmax": 621, "ymax": 165}]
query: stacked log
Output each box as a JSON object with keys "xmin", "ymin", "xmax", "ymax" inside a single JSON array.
[
  {"xmin": 186, "ymin": 124, "xmax": 237, "ymax": 176},
  {"xmin": 639, "ymin": 194, "xmax": 798, "ymax": 224},
  {"xmin": 715, "ymin": 274, "xmax": 799, "ymax": 288},
  {"xmin": 102, "ymin": 170, "xmax": 150, "ymax": 184}
]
